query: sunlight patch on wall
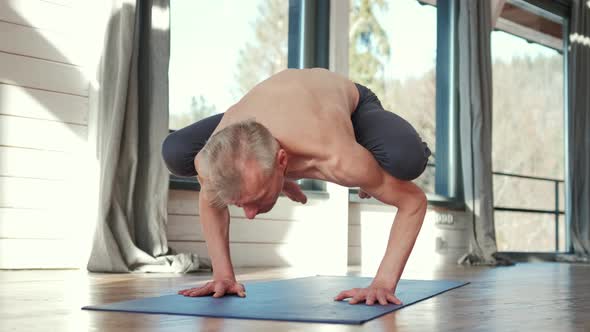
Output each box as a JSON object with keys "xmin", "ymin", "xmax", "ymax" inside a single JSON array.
[
  {"xmin": 570, "ymin": 33, "xmax": 590, "ymax": 47},
  {"xmin": 151, "ymin": 3, "xmax": 170, "ymax": 32}
]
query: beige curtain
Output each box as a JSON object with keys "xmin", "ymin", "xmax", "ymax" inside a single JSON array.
[
  {"xmin": 567, "ymin": 0, "xmax": 590, "ymax": 260},
  {"xmin": 86, "ymin": 0, "xmax": 208, "ymax": 272},
  {"xmin": 456, "ymin": 0, "xmax": 511, "ymax": 266}
]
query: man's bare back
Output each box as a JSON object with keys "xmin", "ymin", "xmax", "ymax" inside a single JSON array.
[{"xmin": 202, "ymin": 68, "xmax": 361, "ymax": 184}]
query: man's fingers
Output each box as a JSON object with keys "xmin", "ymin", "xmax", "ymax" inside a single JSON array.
[
  {"xmin": 333, "ymin": 292, "xmax": 346, "ymax": 301},
  {"xmin": 377, "ymin": 292, "xmax": 388, "ymax": 305},
  {"xmin": 186, "ymin": 284, "xmax": 213, "ymax": 297},
  {"xmin": 232, "ymin": 283, "xmax": 247, "ymax": 297},
  {"xmin": 179, "ymin": 286, "xmax": 202, "ymax": 294},
  {"xmin": 365, "ymin": 293, "xmax": 376, "ymax": 306},
  {"xmin": 386, "ymin": 293, "xmax": 402, "ymax": 305},
  {"xmin": 349, "ymin": 293, "xmax": 365, "ymax": 305},
  {"xmin": 212, "ymin": 283, "xmax": 227, "ymax": 298},
  {"xmin": 334, "ymin": 290, "xmax": 354, "ymax": 301},
  {"xmin": 179, "ymin": 288, "xmax": 198, "ymax": 295}
]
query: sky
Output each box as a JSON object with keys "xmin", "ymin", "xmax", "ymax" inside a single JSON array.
[{"xmin": 169, "ymin": 0, "xmax": 562, "ymax": 120}]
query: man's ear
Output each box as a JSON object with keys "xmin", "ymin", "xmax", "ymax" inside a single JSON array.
[{"xmin": 277, "ymin": 148, "xmax": 288, "ymax": 171}]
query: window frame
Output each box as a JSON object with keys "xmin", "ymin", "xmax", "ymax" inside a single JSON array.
[
  {"xmin": 168, "ymin": 0, "xmax": 328, "ymax": 192},
  {"xmin": 434, "ymin": 0, "xmax": 463, "ymax": 206},
  {"xmin": 167, "ymin": 0, "xmax": 574, "ymax": 247},
  {"xmin": 427, "ymin": 0, "xmax": 574, "ymax": 248},
  {"xmin": 489, "ymin": 0, "xmax": 572, "ymax": 255}
]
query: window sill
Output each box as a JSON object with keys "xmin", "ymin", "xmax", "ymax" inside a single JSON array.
[
  {"xmin": 169, "ymin": 175, "xmax": 330, "ymax": 199},
  {"xmin": 348, "ymin": 189, "xmax": 465, "ymax": 210},
  {"xmin": 169, "ymin": 175, "xmax": 200, "ymax": 191},
  {"xmin": 302, "ymin": 190, "xmax": 330, "ymax": 200}
]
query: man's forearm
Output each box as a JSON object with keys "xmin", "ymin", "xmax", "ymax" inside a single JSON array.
[
  {"xmin": 199, "ymin": 194, "xmax": 236, "ymax": 280},
  {"xmin": 373, "ymin": 197, "xmax": 427, "ymax": 289}
]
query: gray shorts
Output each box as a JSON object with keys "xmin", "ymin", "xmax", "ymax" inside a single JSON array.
[
  {"xmin": 162, "ymin": 83, "xmax": 431, "ymax": 181},
  {"xmin": 352, "ymin": 83, "xmax": 431, "ymax": 181}
]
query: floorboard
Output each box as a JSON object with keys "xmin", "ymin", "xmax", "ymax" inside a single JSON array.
[{"xmin": 1, "ymin": 263, "xmax": 589, "ymax": 331}]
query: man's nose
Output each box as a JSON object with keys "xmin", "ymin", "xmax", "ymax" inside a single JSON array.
[{"xmin": 244, "ymin": 207, "xmax": 258, "ymax": 219}]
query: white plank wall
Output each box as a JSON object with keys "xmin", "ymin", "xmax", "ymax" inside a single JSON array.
[
  {"xmin": 347, "ymin": 202, "xmax": 471, "ymax": 275},
  {"xmin": 0, "ymin": 84, "xmax": 88, "ymax": 124},
  {"xmin": 0, "ymin": 20, "xmax": 88, "ymax": 66},
  {"xmin": 0, "ymin": 52, "xmax": 88, "ymax": 96},
  {"xmin": 0, "ymin": 0, "xmax": 81, "ymax": 33},
  {"xmin": 167, "ymin": 189, "xmax": 349, "ymax": 272},
  {"xmin": 0, "ymin": 0, "xmax": 92, "ymax": 269}
]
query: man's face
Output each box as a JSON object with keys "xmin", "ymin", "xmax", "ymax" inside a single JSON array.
[{"xmin": 233, "ymin": 159, "xmax": 284, "ymax": 220}]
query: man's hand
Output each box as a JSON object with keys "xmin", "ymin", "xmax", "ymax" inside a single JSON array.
[
  {"xmin": 333, "ymin": 281, "xmax": 402, "ymax": 305},
  {"xmin": 282, "ymin": 180, "xmax": 307, "ymax": 204},
  {"xmin": 178, "ymin": 279, "xmax": 246, "ymax": 298}
]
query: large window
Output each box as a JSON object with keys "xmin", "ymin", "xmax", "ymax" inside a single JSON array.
[
  {"xmin": 348, "ymin": 0, "xmax": 437, "ymax": 193},
  {"xmin": 169, "ymin": 0, "xmax": 289, "ymax": 130},
  {"xmin": 491, "ymin": 2, "xmax": 566, "ymax": 252}
]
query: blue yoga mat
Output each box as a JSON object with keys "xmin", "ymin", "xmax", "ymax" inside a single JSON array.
[{"xmin": 82, "ymin": 276, "xmax": 468, "ymax": 324}]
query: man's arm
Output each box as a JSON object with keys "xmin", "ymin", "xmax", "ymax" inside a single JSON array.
[
  {"xmin": 178, "ymin": 181, "xmax": 246, "ymax": 298},
  {"xmin": 333, "ymin": 145, "xmax": 426, "ymax": 305},
  {"xmin": 198, "ymin": 188, "xmax": 237, "ymax": 281},
  {"xmin": 362, "ymin": 172, "xmax": 427, "ymax": 291}
]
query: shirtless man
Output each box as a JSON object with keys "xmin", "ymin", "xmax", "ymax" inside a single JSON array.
[{"xmin": 162, "ymin": 68, "xmax": 431, "ymax": 306}]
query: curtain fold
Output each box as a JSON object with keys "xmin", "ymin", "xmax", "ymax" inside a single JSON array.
[
  {"xmin": 456, "ymin": 0, "xmax": 511, "ymax": 266},
  {"xmin": 567, "ymin": 0, "xmax": 590, "ymax": 260},
  {"xmin": 87, "ymin": 0, "xmax": 209, "ymax": 273}
]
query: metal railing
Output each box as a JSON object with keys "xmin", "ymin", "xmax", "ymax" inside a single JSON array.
[
  {"xmin": 425, "ymin": 164, "xmax": 565, "ymax": 252},
  {"xmin": 492, "ymin": 171, "xmax": 565, "ymax": 252}
]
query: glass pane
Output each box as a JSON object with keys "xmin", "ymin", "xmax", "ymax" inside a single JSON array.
[
  {"xmin": 491, "ymin": 7, "xmax": 565, "ymax": 252},
  {"xmin": 169, "ymin": 0, "xmax": 289, "ymax": 130},
  {"xmin": 348, "ymin": 0, "xmax": 437, "ymax": 192},
  {"xmin": 495, "ymin": 211, "xmax": 558, "ymax": 252},
  {"xmin": 491, "ymin": 30, "xmax": 564, "ymax": 179},
  {"xmin": 493, "ymin": 175, "xmax": 561, "ymax": 212}
]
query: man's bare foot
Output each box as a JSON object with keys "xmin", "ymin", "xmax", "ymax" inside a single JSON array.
[
  {"xmin": 282, "ymin": 181, "xmax": 308, "ymax": 204},
  {"xmin": 358, "ymin": 190, "xmax": 371, "ymax": 199}
]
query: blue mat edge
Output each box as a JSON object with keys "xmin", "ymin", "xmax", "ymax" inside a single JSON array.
[
  {"xmin": 357, "ymin": 279, "xmax": 470, "ymax": 323},
  {"xmin": 81, "ymin": 276, "xmax": 470, "ymax": 325}
]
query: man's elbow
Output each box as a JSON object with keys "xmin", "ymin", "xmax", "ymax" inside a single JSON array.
[{"xmin": 402, "ymin": 188, "xmax": 427, "ymax": 215}]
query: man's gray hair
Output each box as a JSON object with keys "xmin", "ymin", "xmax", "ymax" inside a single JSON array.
[{"xmin": 198, "ymin": 119, "xmax": 279, "ymax": 207}]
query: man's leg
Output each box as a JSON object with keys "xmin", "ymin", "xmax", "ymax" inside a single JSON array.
[
  {"xmin": 351, "ymin": 85, "xmax": 431, "ymax": 181},
  {"xmin": 161, "ymin": 113, "xmax": 224, "ymax": 177}
]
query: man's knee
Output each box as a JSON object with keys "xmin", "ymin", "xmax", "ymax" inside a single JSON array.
[
  {"xmin": 381, "ymin": 139, "xmax": 431, "ymax": 181},
  {"xmin": 161, "ymin": 132, "xmax": 197, "ymax": 177},
  {"xmin": 161, "ymin": 113, "xmax": 224, "ymax": 177}
]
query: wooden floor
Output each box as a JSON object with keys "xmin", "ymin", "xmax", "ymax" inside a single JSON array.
[{"xmin": 1, "ymin": 263, "xmax": 589, "ymax": 331}]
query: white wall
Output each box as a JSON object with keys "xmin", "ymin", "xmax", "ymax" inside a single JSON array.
[
  {"xmin": 0, "ymin": 0, "xmax": 106, "ymax": 269},
  {"xmin": 348, "ymin": 201, "xmax": 470, "ymax": 275},
  {"xmin": 167, "ymin": 185, "xmax": 349, "ymax": 274}
]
